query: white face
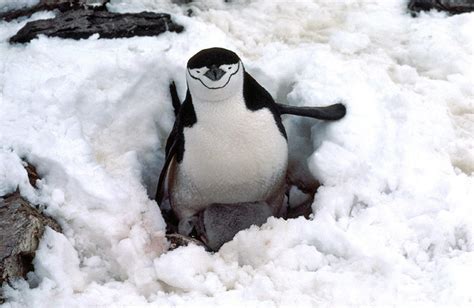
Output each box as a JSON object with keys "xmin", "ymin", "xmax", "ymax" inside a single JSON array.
[{"xmin": 186, "ymin": 62, "xmax": 243, "ymax": 102}]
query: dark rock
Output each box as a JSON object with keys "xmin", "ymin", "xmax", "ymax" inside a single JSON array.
[
  {"xmin": 171, "ymin": 0, "xmax": 193, "ymax": 4},
  {"xmin": 0, "ymin": 0, "xmax": 109, "ymax": 22},
  {"xmin": 10, "ymin": 9, "xmax": 184, "ymax": 44},
  {"xmin": 25, "ymin": 163, "xmax": 40, "ymax": 189},
  {"xmin": 408, "ymin": 0, "xmax": 474, "ymax": 15},
  {"xmin": 0, "ymin": 194, "xmax": 61, "ymax": 284}
]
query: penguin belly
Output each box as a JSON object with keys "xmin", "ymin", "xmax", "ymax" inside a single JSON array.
[{"xmin": 169, "ymin": 100, "xmax": 288, "ymax": 221}]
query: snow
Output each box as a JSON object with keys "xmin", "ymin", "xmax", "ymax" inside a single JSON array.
[{"xmin": 1, "ymin": 0, "xmax": 473, "ymax": 306}]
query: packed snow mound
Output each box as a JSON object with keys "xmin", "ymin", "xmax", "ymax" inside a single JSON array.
[{"xmin": 1, "ymin": 0, "xmax": 473, "ymax": 306}]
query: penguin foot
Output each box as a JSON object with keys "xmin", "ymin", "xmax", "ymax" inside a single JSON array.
[{"xmin": 285, "ymin": 177, "xmax": 320, "ymax": 219}]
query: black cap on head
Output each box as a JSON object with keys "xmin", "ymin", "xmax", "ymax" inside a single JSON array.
[{"xmin": 187, "ymin": 47, "xmax": 240, "ymax": 69}]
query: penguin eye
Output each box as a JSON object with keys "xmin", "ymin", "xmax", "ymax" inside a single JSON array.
[{"xmin": 196, "ymin": 70, "xmax": 201, "ymax": 74}]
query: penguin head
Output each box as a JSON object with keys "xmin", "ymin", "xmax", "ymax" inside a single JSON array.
[{"xmin": 186, "ymin": 47, "xmax": 243, "ymax": 102}]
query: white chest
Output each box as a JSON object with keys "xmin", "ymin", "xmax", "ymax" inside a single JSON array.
[{"xmin": 171, "ymin": 95, "xmax": 288, "ymax": 212}]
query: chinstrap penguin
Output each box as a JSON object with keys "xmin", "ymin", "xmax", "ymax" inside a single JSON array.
[
  {"xmin": 156, "ymin": 47, "xmax": 346, "ymax": 244},
  {"xmin": 158, "ymin": 47, "xmax": 288, "ymax": 235}
]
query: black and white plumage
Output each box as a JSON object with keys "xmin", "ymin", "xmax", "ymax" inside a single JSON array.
[
  {"xmin": 157, "ymin": 48, "xmax": 288, "ymax": 233},
  {"xmin": 156, "ymin": 47, "xmax": 346, "ymax": 236}
]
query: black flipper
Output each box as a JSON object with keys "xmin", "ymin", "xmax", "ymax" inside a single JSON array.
[
  {"xmin": 277, "ymin": 103, "xmax": 346, "ymax": 121},
  {"xmin": 156, "ymin": 81, "xmax": 181, "ymax": 205},
  {"xmin": 155, "ymin": 138, "xmax": 177, "ymax": 205},
  {"xmin": 170, "ymin": 81, "xmax": 181, "ymax": 117},
  {"xmin": 156, "ymin": 82, "xmax": 196, "ymax": 207}
]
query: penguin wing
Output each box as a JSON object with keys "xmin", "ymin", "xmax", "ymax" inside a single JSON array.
[
  {"xmin": 155, "ymin": 82, "xmax": 183, "ymax": 206},
  {"xmin": 169, "ymin": 81, "xmax": 181, "ymax": 117},
  {"xmin": 244, "ymin": 71, "xmax": 346, "ymax": 121},
  {"xmin": 156, "ymin": 121, "xmax": 179, "ymax": 206},
  {"xmin": 156, "ymin": 88, "xmax": 196, "ymax": 206},
  {"xmin": 277, "ymin": 103, "xmax": 346, "ymax": 120}
]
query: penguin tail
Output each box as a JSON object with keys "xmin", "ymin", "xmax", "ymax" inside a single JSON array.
[
  {"xmin": 277, "ymin": 102, "xmax": 346, "ymax": 121},
  {"xmin": 169, "ymin": 81, "xmax": 181, "ymax": 117}
]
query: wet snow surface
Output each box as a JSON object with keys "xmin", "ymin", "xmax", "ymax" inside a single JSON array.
[{"xmin": 1, "ymin": 0, "xmax": 473, "ymax": 306}]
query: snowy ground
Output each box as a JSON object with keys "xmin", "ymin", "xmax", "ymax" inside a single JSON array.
[{"xmin": 1, "ymin": 0, "xmax": 473, "ymax": 306}]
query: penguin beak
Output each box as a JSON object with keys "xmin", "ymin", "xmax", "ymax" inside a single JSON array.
[{"xmin": 204, "ymin": 65, "xmax": 225, "ymax": 81}]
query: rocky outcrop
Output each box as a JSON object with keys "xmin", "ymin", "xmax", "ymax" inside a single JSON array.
[
  {"xmin": 0, "ymin": 0, "xmax": 110, "ymax": 22},
  {"xmin": 0, "ymin": 194, "xmax": 61, "ymax": 284},
  {"xmin": 9, "ymin": 9, "xmax": 184, "ymax": 44},
  {"xmin": 0, "ymin": 163, "xmax": 61, "ymax": 293},
  {"xmin": 408, "ymin": 0, "xmax": 474, "ymax": 15}
]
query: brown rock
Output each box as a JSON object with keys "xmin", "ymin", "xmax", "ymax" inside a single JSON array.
[
  {"xmin": 0, "ymin": 161, "xmax": 61, "ymax": 296},
  {"xmin": 0, "ymin": 194, "xmax": 61, "ymax": 284}
]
